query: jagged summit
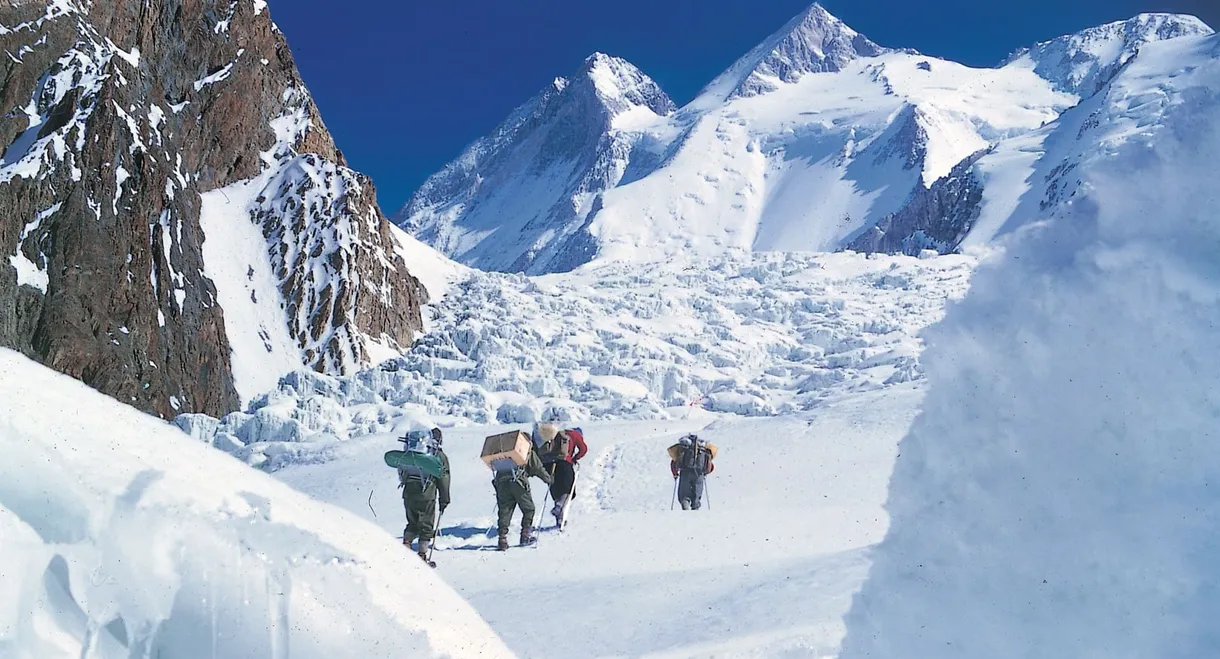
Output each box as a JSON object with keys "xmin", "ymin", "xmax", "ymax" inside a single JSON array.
[
  {"xmin": 1003, "ymin": 13, "xmax": 1214, "ymax": 95},
  {"xmin": 574, "ymin": 52, "xmax": 677, "ymax": 118},
  {"xmin": 395, "ymin": 52, "xmax": 674, "ymax": 273},
  {"xmin": 698, "ymin": 2, "xmax": 891, "ymax": 102}
]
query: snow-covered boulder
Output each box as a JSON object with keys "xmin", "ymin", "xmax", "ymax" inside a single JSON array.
[{"xmin": 0, "ymin": 348, "xmax": 512, "ymax": 658}]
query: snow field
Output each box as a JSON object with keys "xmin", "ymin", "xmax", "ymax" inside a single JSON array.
[
  {"xmin": 0, "ymin": 349, "xmax": 512, "ymax": 659},
  {"xmin": 276, "ymin": 384, "xmax": 925, "ymax": 658}
]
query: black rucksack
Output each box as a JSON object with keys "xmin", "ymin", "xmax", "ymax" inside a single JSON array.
[{"xmin": 681, "ymin": 440, "xmax": 710, "ymax": 474}]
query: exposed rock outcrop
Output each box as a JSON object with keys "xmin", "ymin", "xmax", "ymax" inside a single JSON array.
[{"xmin": 0, "ymin": 0, "xmax": 424, "ymax": 418}]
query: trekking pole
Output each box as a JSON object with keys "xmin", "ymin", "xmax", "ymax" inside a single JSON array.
[
  {"xmin": 670, "ymin": 476, "xmax": 678, "ymax": 510},
  {"xmin": 487, "ymin": 502, "xmax": 498, "ymax": 538},
  {"xmin": 559, "ymin": 463, "xmax": 579, "ymax": 530},
  {"xmin": 704, "ymin": 479, "xmax": 711, "ymax": 511},
  {"xmin": 428, "ymin": 511, "xmax": 443, "ymax": 563},
  {"xmin": 540, "ymin": 463, "xmax": 555, "ymax": 527}
]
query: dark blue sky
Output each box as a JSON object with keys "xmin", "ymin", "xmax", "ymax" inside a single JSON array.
[{"xmin": 265, "ymin": 0, "xmax": 1217, "ymax": 214}]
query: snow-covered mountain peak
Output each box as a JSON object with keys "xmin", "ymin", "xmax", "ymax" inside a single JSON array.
[
  {"xmin": 1003, "ymin": 13, "xmax": 1214, "ymax": 95},
  {"xmin": 574, "ymin": 51, "xmax": 677, "ymax": 119},
  {"xmin": 395, "ymin": 52, "xmax": 675, "ymax": 273},
  {"xmin": 699, "ymin": 2, "xmax": 890, "ymax": 103}
]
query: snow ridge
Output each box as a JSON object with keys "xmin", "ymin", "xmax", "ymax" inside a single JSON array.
[{"xmin": 1002, "ymin": 13, "xmax": 1214, "ymax": 95}]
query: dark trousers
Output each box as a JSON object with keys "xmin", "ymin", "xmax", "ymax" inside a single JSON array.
[
  {"xmin": 678, "ymin": 469, "xmax": 705, "ymax": 510},
  {"xmin": 549, "ymin": 461, "xmax": 576, "ymax": 505},
  {"xmin": 494, "ymin": 477, "xmax": 535, "ymax": 536},
  {"xmin": 402, "ymin": 480, "xmax": 438, "ymax": 545}
]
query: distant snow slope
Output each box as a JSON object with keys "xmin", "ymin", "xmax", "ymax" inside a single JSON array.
[
  {"xmin": 400, "ymin": 4, "xmax": 1209, "ymax": 273},
  {"xmin": 0, "ymin": 349, "xmax": 511, "ymax": 659},
  {"xmin": 840, "ymin": 32, "xmax": 1220, "ymax": 658},
  {"xmin": 171, "ymin": 251, "xmax": 972, "ymax": 466},
  {"xmin": 277, "ymin": 385, "xmax": 924, "ymax": 658}
]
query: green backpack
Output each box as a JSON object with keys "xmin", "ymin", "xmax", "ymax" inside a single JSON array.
[{"xmin": 385, "ymin": 430, "xmax": 444, "ymax": 481}]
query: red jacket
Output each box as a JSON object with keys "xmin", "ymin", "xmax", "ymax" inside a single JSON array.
[{"xmin": 563, "ymin": 429, "xmax": 588, "ymax": 464}]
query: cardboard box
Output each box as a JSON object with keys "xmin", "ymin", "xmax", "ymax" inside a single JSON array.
[{"xmin": 481, "ymin": 430, "xmax": 531, "ymax": 472}]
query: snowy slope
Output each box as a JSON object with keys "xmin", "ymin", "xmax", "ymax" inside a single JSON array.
[
  {"xmin": 276, "ymin": 384, "xmax": 924, "ymax": 658},
  {"xmin": 840, "ymin": 32, "xmax": 1220, "ymax": 658},
  {"xmin": 0, "ymin": 348, "xmax": 511, "ymax": 659},
  {"xmin": 401, "ymin": 5, "xmax": 1208, "ymax": 273}
]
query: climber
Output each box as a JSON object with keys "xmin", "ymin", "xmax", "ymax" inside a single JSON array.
[
  {"xmin": 668, "ymin": 434, "xmax": 716, "ymax": 510},
  {"xmin": 388, "ymin": 427, "xmax": 451, "ymax": 565},
  {"xmin": 493, "ymin": 439, "xmax": 553, "ymax": 550},
  {"xmin": 542, "ymin": 427, "xmax": 588, "ymax": 528}
]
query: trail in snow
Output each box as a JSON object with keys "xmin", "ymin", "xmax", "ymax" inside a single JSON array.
[{"xmin": 276, "ymin": 384, "xmax": 923, "ymax": 658}]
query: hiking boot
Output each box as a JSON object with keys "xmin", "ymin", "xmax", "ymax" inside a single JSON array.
[
  {"xmin": 496, "ymin": 535, "xmax": 509, "ymax": 551},
  {"xmin": 403, "ymin": 532, "xmax": 416, "ymax": 549},
  {"xmin": 680, "ymin": 499, "xmax": 691, "ymax": 511},
  {"xmin": 519, "ymin": 527, "xmax": 535, "ymax": 546},
  {"xmin": 417, "ymin": 539, "xmax": 430, "ymax": 561}
]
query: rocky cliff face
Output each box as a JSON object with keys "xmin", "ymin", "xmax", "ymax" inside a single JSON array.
[
  {"xmin": 846, "ymin": 149, "xmax": 989, "ymax": 255},
  {"xmin": 0, "ymin": 0, "xmax": 424, "ymax": 418}
]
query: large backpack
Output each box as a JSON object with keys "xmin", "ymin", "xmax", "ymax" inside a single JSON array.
[
  {"xmin": 385, "ymin": 430, "xmax": 444, "ymax": 484},
  {"xmin": 540, "ymin": 429, "xmax": 575, "ymax": 464},
  {"xmin": 681, "ymin": 439, "xmax": 711, "ymax": 475}
]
